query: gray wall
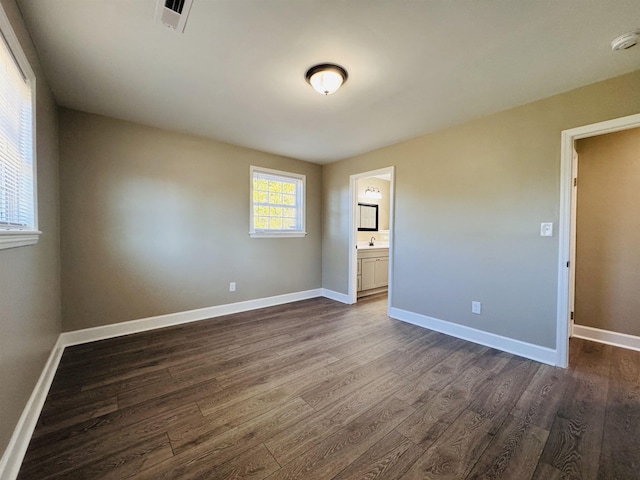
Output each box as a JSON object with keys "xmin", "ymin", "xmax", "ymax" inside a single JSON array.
[
  {"xmin": 59, "ymin": 109, "xmax": 322, "ymax": 331},
  {"xmin": 575, "ymin": 127, "xmax": 640, "ymax": 336},
  {"xmin": 322, "ymin": 70, "xmax": 640, "ymax": 349},
  {"xmin": 0, "ymin": 0, "xmax": 61, "ymax": 456}
]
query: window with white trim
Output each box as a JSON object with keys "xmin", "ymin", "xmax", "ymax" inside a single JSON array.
[
  {"xmin": 250, "ymin": 166, "xmax": 306, "ymax": 238},
  {"xmin": 0, "ymin": 6, "xmax": 38, "ymax": 250}
]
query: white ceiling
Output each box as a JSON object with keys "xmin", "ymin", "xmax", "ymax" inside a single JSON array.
[{"xmin": 17, "ymin": 0, "xmax": 640, "ymax": 164}]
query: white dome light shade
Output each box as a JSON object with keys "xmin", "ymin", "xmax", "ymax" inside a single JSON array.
[
  {"xmin": 305, "ymin": 64, "xmax": 348, "ymax": 95},
  {"xmin": 309, "ymin": 70, "xmax": 342, "ymax": 95}
]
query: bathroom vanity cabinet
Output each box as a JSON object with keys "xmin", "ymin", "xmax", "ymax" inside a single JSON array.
[{"xmin": 357, "ymin": 248, "xmax": 389, "ymax": 295}]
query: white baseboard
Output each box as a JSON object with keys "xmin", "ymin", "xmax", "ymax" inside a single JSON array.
[
  {"xmin": 357, "ymin": 287, "xmax": 387, "ymax": 298},
  {"xmin": 388, "ymin": 307, "xmax": 558, "ymax": 366},
  {"xmin": 572, "ymin": 324, "xmax": 640, "ymax": 352},
  {"xmin": 0, "ymin": 288, "xmax": 326, "ymax": 480},
  {"xmin": 61, "ymin": 289, "xmax": 324, "ymax": 347},
  {"xmin": 0, "ymin": 337, "xmax": 65, "ymax": 480},
  {"xmin": 321, "ymin": 289, "xmax": 352, "ymax": 304}
]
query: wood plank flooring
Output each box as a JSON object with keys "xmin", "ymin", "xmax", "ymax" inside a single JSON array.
[{"xmin": 17, "ymin": 294, "xmax": 640, "ymax": 479}]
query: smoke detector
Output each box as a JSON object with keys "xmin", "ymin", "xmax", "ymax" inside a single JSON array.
[
  {"xmin": 611, "ymin": 30, "xmax": 640, "ymax": 51},
  {"xmin": 156, "ymin": 0, "xmax": 194, "ymax": 33}
]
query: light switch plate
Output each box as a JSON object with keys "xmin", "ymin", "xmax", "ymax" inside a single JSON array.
[
  {"xmin": 540, "ymin": 223, "xmax": 553, "ymax": 237},
  {"xmin": 471, "ymin": 301, "xmax": 481, "ymax": 315}
]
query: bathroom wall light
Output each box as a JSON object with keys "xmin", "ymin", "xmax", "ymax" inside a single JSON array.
[
  {"xmin": 364, "ymin": 186, "xmax": 382, "ymax": 199},
  {"xmin": 305, "ymin": 63, "xmax": 348, "ymax": 95}
]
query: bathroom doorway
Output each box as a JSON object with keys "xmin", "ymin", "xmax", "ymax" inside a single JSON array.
[
  {"xmin": 557, "ymin": 113, "xmax": 640, "ymax": 367},
  {"xmin": 348, "ymin": 167, "xmax": 395, "ymax": 308}
]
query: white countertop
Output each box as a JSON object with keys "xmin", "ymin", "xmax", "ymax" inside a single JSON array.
[{"xmin": 357, "ymin": 243, "xmax": 389, "ymax": 250}]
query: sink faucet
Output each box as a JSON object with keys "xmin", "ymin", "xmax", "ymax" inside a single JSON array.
[{"xmin": 369, "ymin": 236, "xmax": 375, "ymax": 246}]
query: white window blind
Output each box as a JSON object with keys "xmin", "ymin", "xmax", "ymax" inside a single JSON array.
[
  {"xmin": 0, "ymin": 30, "xmax": 34, "ymax": 231},
  {"xmin": 250, "ymin": 166, "xmax": 306, "ymax": 238}
]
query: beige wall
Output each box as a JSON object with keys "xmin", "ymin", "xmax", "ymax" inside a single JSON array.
[
  {"xmin": 322, "ymin": 70, "xmax": 640, "ymax": 349},
  {"xmin": 575, "ymin": 128, "xmax": 640, "ymax": 336},
  {"xmin": 0, "ymin": 0, "xmax": 61, "ymax": 455},
  {"xmin": 356, "ymin": 177, "xmax": 390, "ymax": 243},
  {"xmin": 59, "ymin": 109, "xmax": 322, "ymax": 331}
]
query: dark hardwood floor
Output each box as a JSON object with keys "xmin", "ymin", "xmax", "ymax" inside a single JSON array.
[{"xmin": 18, "ymin": 294, "xmax": 640, "ymax": 479}]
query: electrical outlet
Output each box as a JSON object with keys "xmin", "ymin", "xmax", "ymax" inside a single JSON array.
[
  {"xmin": 471, "ymin": 301, "xmax": 481, "ymax": 315},
  {"xmin": 229, "ymin": 282, "xmax": 236, "ymax": 292}
]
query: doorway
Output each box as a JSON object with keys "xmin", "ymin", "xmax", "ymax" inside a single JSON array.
[
  {"xmin": 348, "ymin": 167, "xmax": 395, "ymax": 308},
  {"xmin": 557, "ymin": 113, "xmax": 640, "ymax": 367},
  {"xmin": 573, "ymin": 127, "xmax": 640, "ymax": 344}
]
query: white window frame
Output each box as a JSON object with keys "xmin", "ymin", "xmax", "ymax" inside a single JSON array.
[
  {"xmin": 0, "ymin": 5, "xmax": 39, "ymax": 250},
  {"xmin": 250, "ymin": 166, "xmax": 306, "ymax": 238}
]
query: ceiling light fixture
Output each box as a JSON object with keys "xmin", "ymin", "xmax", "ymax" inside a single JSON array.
[
  {"xmin": 305, "ymin": 64, "xmax": 348, "ymax": 95},
  {"xmin": 611, "ymin": 30, "xmax": 640, "ymax": 51},
  {"xmin": 364, "ymin": 186, "xmax": 382, "ymax": 199}
]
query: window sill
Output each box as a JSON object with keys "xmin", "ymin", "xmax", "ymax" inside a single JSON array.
[
  {"xmin": 249, "ymin": 231, "xmax": 307, "ymax": 238},
  {"xmin": 0, "ymin": 231, "xmax": 41, "ymax": 250}
]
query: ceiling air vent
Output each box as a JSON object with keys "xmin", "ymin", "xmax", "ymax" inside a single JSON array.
[{"xmin": 156, "ymin": 0, "xmax": 194, "ymax": 33}]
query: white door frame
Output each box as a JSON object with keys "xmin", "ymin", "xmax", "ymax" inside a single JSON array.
[
  {"xmin": 556, "ymin": 112, "xmax": 640, "ymax": 367},
  {"xmin": 349, "ymin": 166, "xmax": 395, "ymax": 309}
]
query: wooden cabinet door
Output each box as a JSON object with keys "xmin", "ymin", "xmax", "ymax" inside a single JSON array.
[
  {"xmin": 361, "ymin": 258, "xmax": 376, "ymax": 290},
  {"xmin": 373, "ymin": 257, "xmax": 389, "ymax": 288}
]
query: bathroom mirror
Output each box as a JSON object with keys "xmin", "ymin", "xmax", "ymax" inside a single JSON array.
[{"xmin": 357, "ymin": 203, "xmax": 378, "ymax": 231}]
